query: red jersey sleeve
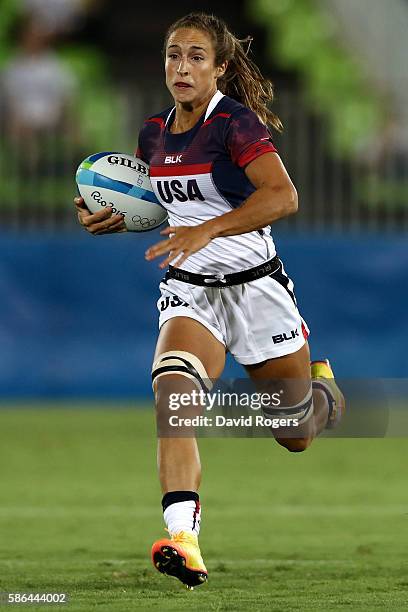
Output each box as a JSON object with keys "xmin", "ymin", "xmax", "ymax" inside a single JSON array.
[{"xmin": 225, "ymin": 107, "xmax": 277, "ymax": 169}]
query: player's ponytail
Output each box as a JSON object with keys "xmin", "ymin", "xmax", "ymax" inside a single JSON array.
[{"xmin": 164, "ymin": 12, "xmax": 282, "ymax": 132}]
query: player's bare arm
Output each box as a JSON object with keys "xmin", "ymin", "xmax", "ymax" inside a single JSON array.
[{"xmin": 206, "ymin": 152, "xmax": 298, "ymax": 237}]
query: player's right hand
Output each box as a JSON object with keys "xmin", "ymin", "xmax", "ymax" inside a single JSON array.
[{"xmin": 74, "ymin": 196, "xmax": 127, "ymax": 235}]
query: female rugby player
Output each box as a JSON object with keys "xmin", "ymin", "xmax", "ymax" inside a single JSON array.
[{"xmin": 75, "ymin": 12, "xmax": 344, "ymax": 590}]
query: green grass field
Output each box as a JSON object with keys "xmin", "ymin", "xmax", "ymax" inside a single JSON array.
[{"xmin": 0, "ymin": 407, "xmax": 407, "ymax": 611}]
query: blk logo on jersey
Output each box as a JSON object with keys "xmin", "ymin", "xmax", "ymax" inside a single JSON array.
[
  {"xmin": 272, "ymin": 329, "xmax": 299, "ymax": 344},
  {"xmin": 164, "ymin": 155, "xmax": 182, "ymax": 164},
  {"xmin": 156, "ymin": 179, "xmax": 205, "ymax": 203}
]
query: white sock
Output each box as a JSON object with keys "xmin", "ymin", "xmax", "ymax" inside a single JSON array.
[{"xmin": 163, "ymin": 500, "xmax": 201, "ymax": 536}]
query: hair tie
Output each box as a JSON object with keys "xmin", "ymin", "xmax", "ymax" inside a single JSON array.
[{"xmin": 245, "ymin": 36, "xmax": 253, "ymax": 55}]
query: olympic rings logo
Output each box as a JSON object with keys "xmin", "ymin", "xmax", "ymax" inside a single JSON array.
[{"xmin": 131, "ymin": 215, "xmax": 157, "ymax": 228}]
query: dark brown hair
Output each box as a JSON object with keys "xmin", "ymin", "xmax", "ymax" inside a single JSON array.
[{"xmin": 163, "ymin": 12, "xmax": 282, "ymax": 132}]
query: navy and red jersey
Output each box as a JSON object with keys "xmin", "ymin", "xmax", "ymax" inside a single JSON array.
[{"xmin": 137, "ymin": 91, "xmax": 278, "ymax": 274}]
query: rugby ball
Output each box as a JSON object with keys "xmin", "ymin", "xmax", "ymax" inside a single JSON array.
[{"xmin": 76, "ymin": 152, "xmax": 168, "ymax": 232}]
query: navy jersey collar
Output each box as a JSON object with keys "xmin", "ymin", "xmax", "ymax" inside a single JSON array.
[{"xmin": 164, "ymin": 90, "xmax": 225, "ymax": 128}]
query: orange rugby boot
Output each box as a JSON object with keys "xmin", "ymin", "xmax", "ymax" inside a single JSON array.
[{"xmin": 152, "ymin": 531, "xmax": 208, "ymax": 589}]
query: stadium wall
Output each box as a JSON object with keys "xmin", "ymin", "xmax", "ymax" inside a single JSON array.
[{"xmin": 0, "ymin": 232, "xmax": 405, "ymax": 399}]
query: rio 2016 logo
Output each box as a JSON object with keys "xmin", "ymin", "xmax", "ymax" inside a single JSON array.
[
  {"xmin": 91, "ymin": 191, "xmax": 126, "ymax": 217},
  {"xmin": 132, "ymin": 215, "xmax": 157, "ymax": 229}
]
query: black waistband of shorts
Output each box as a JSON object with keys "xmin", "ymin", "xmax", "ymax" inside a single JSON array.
[{"xmin": 166, "ymin": 255, "xmax": 281, "ymax": 288}]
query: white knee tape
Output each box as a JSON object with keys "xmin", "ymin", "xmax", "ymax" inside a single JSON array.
[{"xmin": 151, "ymin": 350, "xmax": 213, "ymax": 393}]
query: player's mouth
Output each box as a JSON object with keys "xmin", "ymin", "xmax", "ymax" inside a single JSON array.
[{"xmin": 174, "ymin": 82, "xmax": 193, "ymax": 90}]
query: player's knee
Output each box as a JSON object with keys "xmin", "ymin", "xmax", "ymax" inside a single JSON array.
[
  {"xmin": 153, "ymin": 375, "xmax": 180, "ymax": 413},
  {"xmin": 276, "ymin": 437, "xmax": 312, "ymax": 453},
  {"xmin": 263, "ymin": 385, "xmax": 314, "ymax": 427},
  {"xmin": 151, "ymin": 350, "xmax": 212, "ymax": 412}
]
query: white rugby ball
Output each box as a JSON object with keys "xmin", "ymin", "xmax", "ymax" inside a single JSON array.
[{"xmin": 76, "ymin": 152, "xmax": 168, "ymax": 232}]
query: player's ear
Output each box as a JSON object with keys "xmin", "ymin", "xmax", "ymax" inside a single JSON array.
[{"xmin": 216, "ymin": 61, "xmax": 228, "ymax": 78}]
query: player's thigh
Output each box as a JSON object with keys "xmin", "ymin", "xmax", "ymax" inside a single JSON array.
[
  {"xmin": 154, "ymin": 316, "xmax": 226, "ymax": 379},
  {"xmin": 245, "ymin": 342, "xmax": 310, "ymax": 382},
  {"xmin": 244, "ymin": 341, "xmax": 311, "ymax": 408}
]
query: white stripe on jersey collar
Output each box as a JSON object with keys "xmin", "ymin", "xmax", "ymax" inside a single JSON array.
[
  {"xmin": 165, "ymin": 90, "xmax": 225, "ymax": 127},
  {"xmin": 204, "ymin": 90, "xmax": 225, "ymax": 121}
]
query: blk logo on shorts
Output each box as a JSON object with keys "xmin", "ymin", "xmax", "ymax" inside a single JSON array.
[{"xmin": 272, "ymin": 329, "xmax": 299, "ymax": 344}]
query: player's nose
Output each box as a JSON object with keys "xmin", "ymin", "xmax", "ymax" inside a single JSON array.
[{"xmin": 177, "ymin": 57, "xmax": 189, "ymax": 75}]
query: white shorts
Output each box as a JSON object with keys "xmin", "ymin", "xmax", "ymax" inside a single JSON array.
[{"xmin": 157, "ymin": 260, "xmax": 309, "ymax": 365}]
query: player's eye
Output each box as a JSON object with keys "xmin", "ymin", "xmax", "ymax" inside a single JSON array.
[
  {"xmin": 192, "ymin": 56, "xmax": 204, "ymax": 62},
  {"xmin": 168, "ymin": 53, "xmax": 179, "ymax": 60}
]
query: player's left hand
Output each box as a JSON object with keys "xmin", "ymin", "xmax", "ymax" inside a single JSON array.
[{"xmin": 145, "ymin": 225, "xmax": 213, "ymax": 269}]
